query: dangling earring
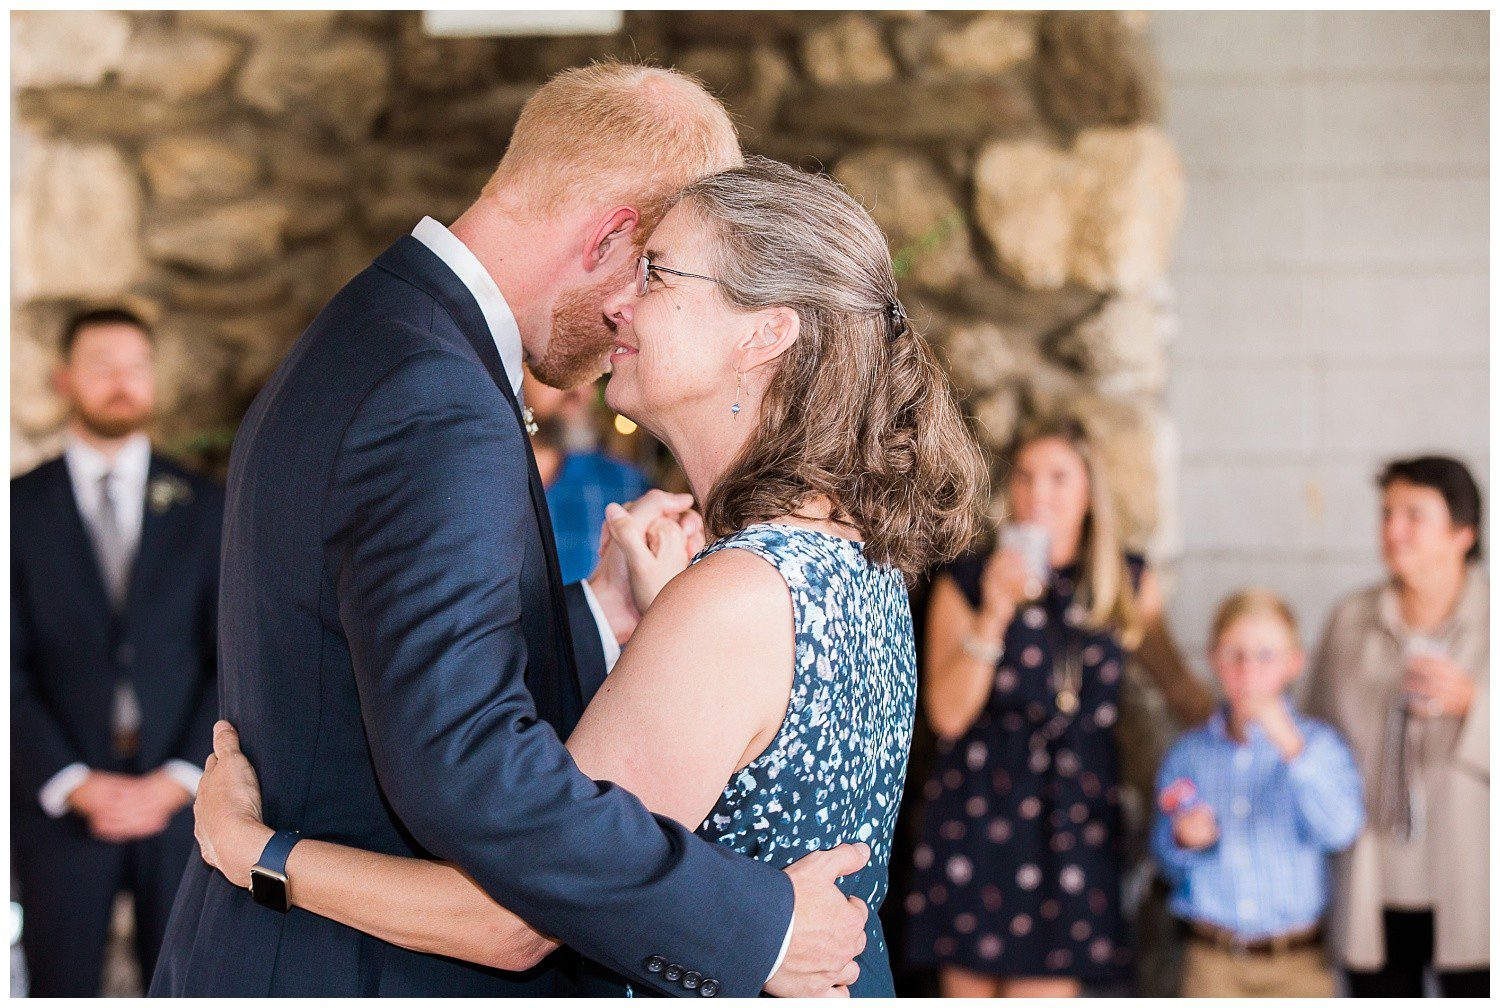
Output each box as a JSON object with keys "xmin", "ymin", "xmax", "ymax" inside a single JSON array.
[{"xmin": 731, "ymin": 370, "xmax": 743, "ymax": 417}]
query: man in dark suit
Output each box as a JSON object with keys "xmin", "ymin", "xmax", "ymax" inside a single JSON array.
[
  {"xmin": 152, "ymin": 63, "xmax": 864, "ymax": 998},
  {"xmin": 12, "ymin": 308, "xmax": 223, "ymax": 995}
]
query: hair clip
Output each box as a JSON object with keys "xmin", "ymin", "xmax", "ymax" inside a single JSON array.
[{"xmin": 887, "ymin": 301, "xmax": 907, "ymax": 342}]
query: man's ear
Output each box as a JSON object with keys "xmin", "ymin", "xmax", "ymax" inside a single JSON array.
[
  {"xmin": 585, "ymin": 206, "xmax": 642, "ymax": 273},
  {"xmin": 740, "ymin": 306, "xmax": 800, "ymax": 373},
  {"xmin": 50, "ymin": 365, "xmax": 69, "ymax": 399}
]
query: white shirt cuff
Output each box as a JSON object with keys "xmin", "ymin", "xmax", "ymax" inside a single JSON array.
[
  {"xmin": 767, "ymin": 915, "xmax": 795, "ymax": 986},
  {"xmin": 162, "ymin": 759, "xmax": 204, "ymax": 796},
  {"xmin": 579, "ymin": 579, "xmax": 622, "ymax": 672},
  {"xmin": 38, "ymin": 762, "xmax": 90, "ymax": 818}
]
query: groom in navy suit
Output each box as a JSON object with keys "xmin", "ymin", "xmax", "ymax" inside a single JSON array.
[{"xmin": 153, "ymin": 64, "xmax": 865, "ymax": 997}]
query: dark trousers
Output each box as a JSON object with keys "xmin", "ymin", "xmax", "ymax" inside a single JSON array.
[
  {"xmin": 14, "ymin": 808, "xmax": 194, "ymax": 996},
  {"xmin": 1345, "ymin": 908, "xmax": 1490, "ymax": 997}
]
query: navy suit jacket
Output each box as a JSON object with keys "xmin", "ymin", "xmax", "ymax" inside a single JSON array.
[
  {"xmin": 11, "ymin": 454, "xmax": 222, "ymax": 833},
  {"xmin": 151, "ymin": 236, "xmax": 793, "ymax": 997}
]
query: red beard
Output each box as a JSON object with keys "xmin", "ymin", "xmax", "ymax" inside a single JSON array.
[{"xmin": 534, "ymin": 277, "xmax": 620, "ymax": 391}]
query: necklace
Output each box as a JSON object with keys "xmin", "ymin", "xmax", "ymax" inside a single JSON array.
[
  {"xmin": 1036, "ymin": 588, "xmax": 1082, "ymax": 717},
  {"xmin": 1053, "ymin": 638, "xmax": 1082, "ymax": 716}
]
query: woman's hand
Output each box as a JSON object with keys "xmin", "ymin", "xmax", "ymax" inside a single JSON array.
[
  {"xmin": 587, "ymin": 491, "xmax": 698, "ymax": 644},
  {"xmin": 604, "ymin": 499, "xmax": 704, "ymax": 614},
  {"xmin": 1404, "ymin": 654, "xmax": 1475, "ymax": 718},
  {"xmin": 196, "ymin": 721, "xmax": 274, "ymax": 889},
  {"xmin": 975, "ymin": 547, "xmax": 1034, "ymax": 641}
]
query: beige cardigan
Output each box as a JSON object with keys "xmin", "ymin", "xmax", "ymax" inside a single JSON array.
[{"xmin": 1307, "ymin": 566, "xmax": 1489, "ymax": 971}]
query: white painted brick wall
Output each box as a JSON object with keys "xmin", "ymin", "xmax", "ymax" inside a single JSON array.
[{"xmin": 1151, "ymin": 11, "xmax": 1489, "ymax": 669}]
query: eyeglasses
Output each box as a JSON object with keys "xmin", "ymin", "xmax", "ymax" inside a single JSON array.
[
  {"xmin": 1214, "ymin": 646, "xmax": 1291, "ymax": 667},
  {"xmin": 637, "ymin": 254, "xmax": 723, "ymax": 297}
]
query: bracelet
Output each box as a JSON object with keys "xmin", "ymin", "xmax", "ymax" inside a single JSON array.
[{"xmin": 961, "ymin": 634, "xmax": 1004, "ymax": 665}]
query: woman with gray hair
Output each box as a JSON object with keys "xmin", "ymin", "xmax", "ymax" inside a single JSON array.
[{"xmin": 189, "ymin": 157, "xmax": 987, "ymax": 997}]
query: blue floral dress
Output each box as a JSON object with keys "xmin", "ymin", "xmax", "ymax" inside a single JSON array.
[{"xmin": 693, "ymin": 524, "xmax": 917, "ymax": 998}]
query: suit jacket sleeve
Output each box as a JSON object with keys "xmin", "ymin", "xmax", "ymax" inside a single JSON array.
[
  {"xmin": 331, "ymin": 347, "xmax": 793, "ymax": 997},
  {"xmin": 11, "ymin": 548, "xmax": 84, "ymax": 803},
  {"xmin": 174, "ymin": 484, "xmax": 224, "ymax": 767}
]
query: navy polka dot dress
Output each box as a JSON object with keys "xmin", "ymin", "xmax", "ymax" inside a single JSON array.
[
  {"xmin": 904, "ymin": 553, "xmax": 1143, "ymax": 983},
  {"xmin": 694, "ymin": 524, "xmax": 917, "ymax": 998}
]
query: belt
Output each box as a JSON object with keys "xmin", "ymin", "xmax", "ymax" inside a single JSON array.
[{"xmin": 1190, "ymin": 921, "xmax": 1323, "ymax": 957}]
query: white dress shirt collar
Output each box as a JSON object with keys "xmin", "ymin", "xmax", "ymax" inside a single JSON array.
[
  {"xmin": 411, "ymin": 216, "xmax": 525, "ymax": 400},
  {"xmin": 64, "ymin": 430, "xmax": 151, "ymax": 487}
]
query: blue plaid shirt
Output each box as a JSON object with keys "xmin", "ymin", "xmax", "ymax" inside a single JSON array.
[{"xmin": 1151, "ymin": 702, "xmax": 1364, "ymax": 941}]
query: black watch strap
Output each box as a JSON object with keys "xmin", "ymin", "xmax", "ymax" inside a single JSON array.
[
  {"xmin": 256, "ymin": 829, "xmax": 301, "ymax": 876},
  {"xmin": 249, "ymin": 829, "xmax": 301, "ymax": 912}
]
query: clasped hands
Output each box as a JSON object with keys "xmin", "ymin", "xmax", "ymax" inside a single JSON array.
[
  {"xmin": 586, "ymin": 489, "xmax": 707, "ymax": 645},
  {"xmin": 69, "ymin": 767, "xmax": 192, "ymax": 843}
]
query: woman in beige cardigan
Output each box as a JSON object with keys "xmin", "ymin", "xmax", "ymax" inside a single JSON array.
[{"xmin": 1309, "ymin": 456, "xmax": 1488, "ymax": 997}]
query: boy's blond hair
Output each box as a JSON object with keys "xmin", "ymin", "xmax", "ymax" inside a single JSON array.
[
  {"xmin": 1210, "ymin": 587, "xmax": 1301, "ymax": 651},
  {"xmin": 484, "ymin": 60, "xmax": 742, "ymax": 226}
]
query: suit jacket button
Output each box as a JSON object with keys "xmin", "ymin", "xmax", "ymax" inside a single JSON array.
[
  {"xmin": 644, "ymin": 955, "xmax": 666, "ymax": 974},
  {"xmin": 664, "ymin": 963, "xmax": 684, "ymax": 983},
  {"xmin": 682, "ymin": 971, "xmax": 702, "ymax": 990},
  {"xmin": 699, "ymin": 978, "xmax": 719, "ymax": 997}
]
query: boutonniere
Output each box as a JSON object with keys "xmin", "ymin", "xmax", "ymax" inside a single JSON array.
[
  {"xmin": 522, "ymin": 406, "xmax": 539, "ymax": 438},
  {"xmin": 148, "ymin": 474, "xmax": 194, "ymax": 514}
]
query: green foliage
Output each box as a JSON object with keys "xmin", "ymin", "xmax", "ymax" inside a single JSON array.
[
  {"xmin": 891, "ymin": 211, "xmax": 965, "ymax": 280},
  {"xmin": 161, "ymin": 424, "xmax": 237, "ymax": 461}
]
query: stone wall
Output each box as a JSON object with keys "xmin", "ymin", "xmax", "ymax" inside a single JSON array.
[{"xmin": 12, "ymin": 9, "xmax": 1182, "ymax": 552}]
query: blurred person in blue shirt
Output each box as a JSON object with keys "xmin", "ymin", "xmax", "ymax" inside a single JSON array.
[
  {"xmin": 524, "ymin": 369, "xmax": 651, "ymax": 584},
  {"xmin": 1152, "ymin": 588, "xmax": 1363, "ymax": 997}
]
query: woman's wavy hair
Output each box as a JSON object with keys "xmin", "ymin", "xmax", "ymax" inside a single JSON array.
[
  {"xmin": 671, "ymin": 157, "xmax": 987, "ymax": 580},
  {"xmin": 998, "ymin": 416, "xmax": 1143, "ymax": 645}
]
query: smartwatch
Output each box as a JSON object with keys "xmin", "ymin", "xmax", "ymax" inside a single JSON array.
[{"xmin": 249, "ymin": 830, "xmax": 301, "ymax": 913}]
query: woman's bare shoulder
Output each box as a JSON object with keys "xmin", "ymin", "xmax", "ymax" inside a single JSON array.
[
  {"xmin": 609, "ymin": 545, "xmax": 795, "ymax": 745},
  {"xmin": 649, "ymin": 545, "xmax": 793, "ymax": 636}
]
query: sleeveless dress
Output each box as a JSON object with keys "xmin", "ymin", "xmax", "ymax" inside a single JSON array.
[
  {"xmin": 904, "ymin": 554, "xmax": 1144, "ymax": 984},
  {"xmin": 693, "ymin": 524, "xmax": 917, "ymax": 998}
]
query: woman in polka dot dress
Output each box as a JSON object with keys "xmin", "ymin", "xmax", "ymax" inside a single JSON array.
[{"xmin": 905, "ymin": 419, "xmax": 1209, "ymax": 997}]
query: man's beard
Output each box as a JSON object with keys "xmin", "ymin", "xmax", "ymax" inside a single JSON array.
[
  {"xmin": 532, "ymin": 278, "xmax": 619, "ymax": 391},
  {"xmin": 74, "ymin": 401, "xmax": 152, "ymax": 440}
]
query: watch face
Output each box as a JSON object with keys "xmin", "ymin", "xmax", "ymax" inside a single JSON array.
[{"xmin": 250, "ymin": 867, "xmax": 289, "ymax": 912}]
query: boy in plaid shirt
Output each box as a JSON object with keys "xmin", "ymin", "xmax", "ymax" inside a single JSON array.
[{"xmin": 1153, "ymin": 589, "xmax": 1363, "ymax": 997}]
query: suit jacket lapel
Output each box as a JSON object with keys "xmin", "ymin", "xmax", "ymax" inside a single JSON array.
[
  {"xmin": 122, "ymin": 457, "xmax": 181, "ymax": 627},
  {"xmin": 43, "ymin": 459, "xmax": 116, "ymax": 624},
  {"xmin": 375, "ymin": 236, "xmax": 586, "ymax": 727},
  {"xmin": 377, "ymin": 237, "xmax": 527, "ymax": 426}
]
